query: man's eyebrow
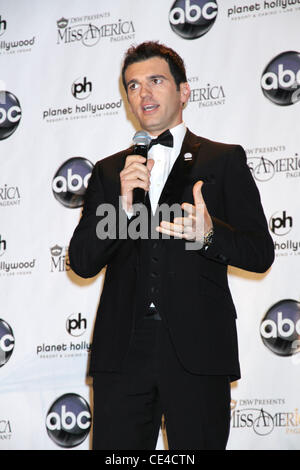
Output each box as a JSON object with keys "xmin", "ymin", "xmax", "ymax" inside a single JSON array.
[
  {"xmin": 126, "ymin": 74, "xmax": 168, "ymax": 87},
  {"xmin": 148, "ymin": 74, "xmax": 168, "ymax": 80}
]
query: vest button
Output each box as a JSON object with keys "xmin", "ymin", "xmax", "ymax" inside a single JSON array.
[
  {"xmin": 150, "ymin": 272, "xmax": 159, "ymax": 278},
  {"xmin": 150, "ymin": 286, "xmax": 159, "ymax": 294}
]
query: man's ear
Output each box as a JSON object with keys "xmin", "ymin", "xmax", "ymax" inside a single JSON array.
[{"xmin": 180, "ymin": 82, "xmax": 190, "ymax": 106}]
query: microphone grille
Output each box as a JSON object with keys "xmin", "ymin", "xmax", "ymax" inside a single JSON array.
[{"xmin": 133, "ymin": 130, "xmax": 151, "ymax": 146}]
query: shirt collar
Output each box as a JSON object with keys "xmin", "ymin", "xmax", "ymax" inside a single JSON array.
[
  {"xmin": 169, "ymin": 122, "xmax": 186, "ymax": 154},
  {"xmin": 148, "ymin": 122, "xmax": 186, "ymax": 155}
]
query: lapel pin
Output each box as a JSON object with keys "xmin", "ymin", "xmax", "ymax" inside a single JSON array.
[{"xmin": 184, "ymin": 152, "xmax": 192, "ymax": 161}]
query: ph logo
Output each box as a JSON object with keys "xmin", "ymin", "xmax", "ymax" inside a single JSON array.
[
  {"xmin": 269, "ymin": 211, "xmax": 293, "ymax": 236},
  {"xmin": 0, "ymin": 91, "xmax": 22, "ymax": 140},
  {"xmin": 261, "ymin": 51, "xmax": 300, "ymax": 106},
  {"xmin": 0, "ymin": 234, "xmax": 7, "ymax": 257},
  {"xmin": 0, "ymin": 15, "xmax": 7, "ymax": 37},
  {"xmin": 46, "ymin": 393, "xmax": 91, "ymax": 448},
  {"xmin": 66, "ymin": 313, "xmax": 87, "ymax": 337},
  {"xmin": 71, "ymin": 77, "xmax": 92, "ymax": 100},
  {"xmin": 169, "ymin": 0, "xmax": 218, "ymax": 39},
  {"xmin": 52, "ymin": 157, "xmax": 94, "ymax": 208}
]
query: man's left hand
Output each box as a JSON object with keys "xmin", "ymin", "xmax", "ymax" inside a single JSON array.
[{"xmin": 156, "ymin": 180, "xmax": 213, "ymax": 241}]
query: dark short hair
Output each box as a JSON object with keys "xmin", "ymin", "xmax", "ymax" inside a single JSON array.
[{"xmin": 122, "ymin": 41, "xmax": 187, "ymax": 92}]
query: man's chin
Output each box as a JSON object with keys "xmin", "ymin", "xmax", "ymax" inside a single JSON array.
[{"xmin": 139, "ymin": 120, "xmax": 165, "ymax": 136}]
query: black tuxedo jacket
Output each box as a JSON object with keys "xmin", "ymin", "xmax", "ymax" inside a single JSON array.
[{"xmin": 69, "ymin": 129, "xmax": 274, "ymax": 381}]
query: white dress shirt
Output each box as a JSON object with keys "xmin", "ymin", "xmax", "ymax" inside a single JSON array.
[
  {"xmin": 148, "ymin": 122, "xmax": 186, "ymax": 214},
  {"xmin": 125, "ymin": 122, "xmax": 187, "ymax": 217}
]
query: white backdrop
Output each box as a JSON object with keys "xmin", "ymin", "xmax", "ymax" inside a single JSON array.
[{"xmin": 1, "ymin": 0, "xmax": 300, "ymax": 450}]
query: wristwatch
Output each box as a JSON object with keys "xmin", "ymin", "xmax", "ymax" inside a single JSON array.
[{"xmin": 202, "ymin": 227, "xmax": 214, "ymax": 250}]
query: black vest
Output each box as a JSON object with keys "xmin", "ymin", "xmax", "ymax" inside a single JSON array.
[{"xmin": 133, "ymin": 192, "xmax": 168, "ymax": 325}]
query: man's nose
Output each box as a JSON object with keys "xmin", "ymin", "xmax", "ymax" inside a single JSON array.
[{"xmin": 139, "ymin": 82, "xmax": 152, "ymax": 98}]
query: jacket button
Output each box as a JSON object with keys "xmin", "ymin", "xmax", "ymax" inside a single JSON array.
[{"xmin": 217, "ymin": 254, "xmax": 228, "ymax": 262}]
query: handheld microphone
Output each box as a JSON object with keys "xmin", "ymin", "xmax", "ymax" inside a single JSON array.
[{"xmin": 132, "ymin": 130, "xmax": 152, "ymax": 205}]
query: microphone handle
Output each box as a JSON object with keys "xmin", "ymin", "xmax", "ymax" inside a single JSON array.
[{"xmin": 132, "ymin": 144, "xmax": 148, "ymax": 205}]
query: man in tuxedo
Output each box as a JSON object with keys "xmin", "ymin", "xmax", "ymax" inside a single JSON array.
[{"xmin": 69, "ymin": 41, "xmax": 274, "ymax": 450}]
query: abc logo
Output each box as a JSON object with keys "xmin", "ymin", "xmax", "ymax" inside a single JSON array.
[
  {"xmin": 261, "ymin": 51, "xmax": 300, "ymax": 106},
  {"xmin": 169, "ymin": 0, "xmax": 218, "ymax": 39},
  {"xmin": 46, "ymin": 393, "xmax": 91, "ymax": 448},
  {"xmin": 0, "ymin": 319, "xmax": 15, "ymax": 367},
  {"xmin": 52, "ymin": 157, "xmax": 94, "ymax": 208},
  {"xmin": 260, "ymin": 299, "xmax": 300, "ymax": 356},
  {"xmin": 0, "ymin": 91, "xmax": 22, "ymax": 140}
]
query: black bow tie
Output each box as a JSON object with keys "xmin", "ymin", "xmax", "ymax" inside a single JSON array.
[{"xmin": 148, "ymin": 130, "xmax": 173, "ymax": 149}]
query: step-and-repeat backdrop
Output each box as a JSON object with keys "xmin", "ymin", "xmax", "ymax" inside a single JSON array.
[{"xmin": 1, "ymin": 0, "xmax": 300, "ymax": 450}]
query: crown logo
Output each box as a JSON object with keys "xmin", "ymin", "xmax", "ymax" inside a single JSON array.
[
  {"xmin": 57, "ymin": 17, "xmax": 68, "ymax": 29},
  {"xmin": 50, "ymin": 245, "xmax": 63, "ymax": 256}
]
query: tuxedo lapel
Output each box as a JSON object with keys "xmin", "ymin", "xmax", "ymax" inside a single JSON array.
[{"xmin": 157, "ymin": 129, "xmax": 201, "ymax": 207}]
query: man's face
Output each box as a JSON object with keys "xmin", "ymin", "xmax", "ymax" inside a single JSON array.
[{"xmin": 125, "ymin": 57, "xmax": 190, "ymax": 136}]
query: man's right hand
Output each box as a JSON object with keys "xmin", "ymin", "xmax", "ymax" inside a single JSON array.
[{"xmin": 120, "ymin": 155, "xmax": 154, "ymax": 212}]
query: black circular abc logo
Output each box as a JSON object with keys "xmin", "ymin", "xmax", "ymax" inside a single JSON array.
[
  {"xmin": 260, "ymin": 299, "xmax": 300, "ymax": 356},
  {"xmin": 0, "ymin": 319, "xmax": 15, "ymax": 367},
  {"xmin": 52, "ymin": 157, "xmax": 94, "ymax": 208},
  {"xmin": 0, "ymin": 91, "xmax": 22, "ymax": 140},
  {"xmin": 261, "ymin": 51, "xmax": 300, "ymax": 106},
  {"xmin": 46, "ymin": 393, "xmax": 91, "ymax": 448},
  {"xmin": 169, "ymin": 0, "xmax": 218, "ymax": 39}
]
